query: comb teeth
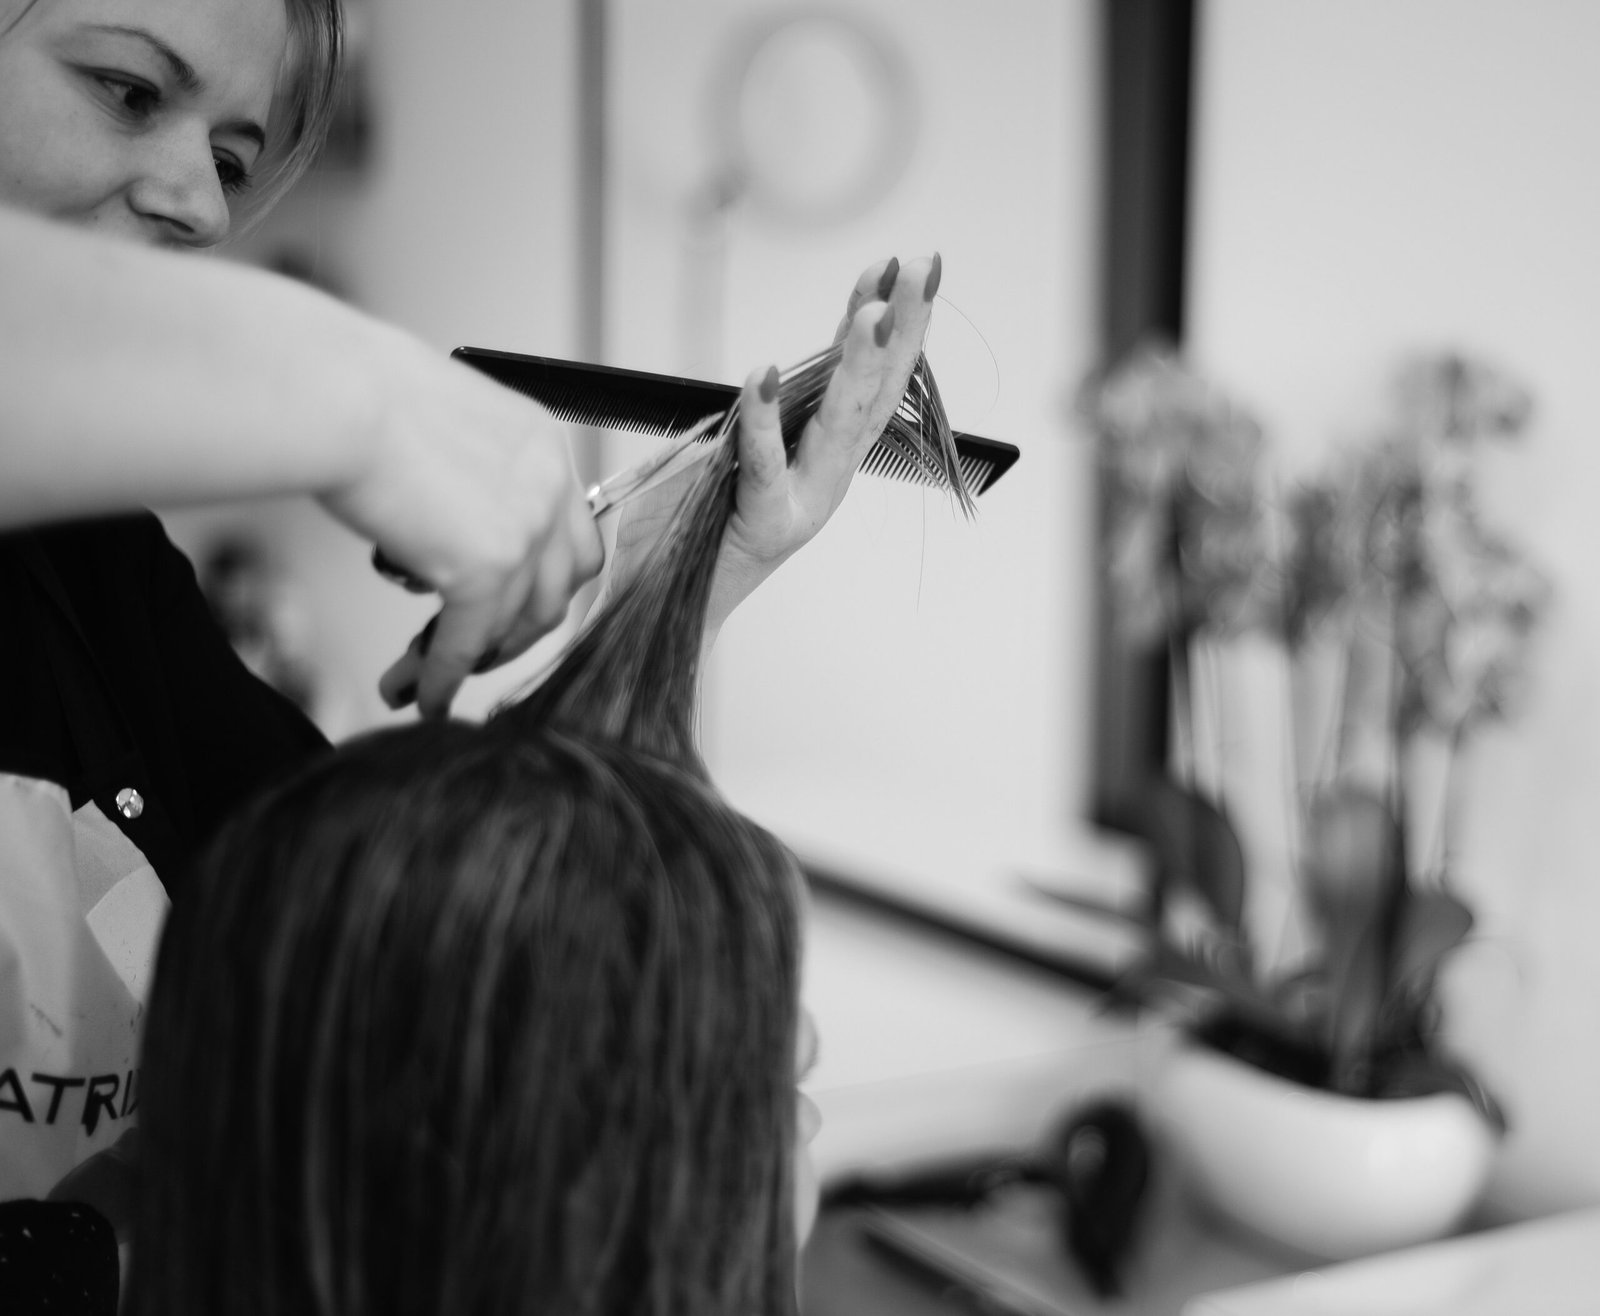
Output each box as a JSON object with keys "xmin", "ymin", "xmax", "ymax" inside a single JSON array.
[
  {"xmin": 860, "ymin": 444, "xmax": 925, "ymax": 485},
  {"xmin": 858, "ymin": 445, "xmax": 1002, "ymax": 489},
  {"xmin": 475, "ymin": 369, "xmax": 726, "ymax": 440},
  {"xmin": 452, "ymin": 347, "xmax": 1020, "ymax": 497}
]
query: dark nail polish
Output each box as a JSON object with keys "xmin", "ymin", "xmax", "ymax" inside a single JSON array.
[
  {"xmin": 419, "ymin": 615, "xmax": 439, "ymax": 653},
  {"xmin": 759, "ymin": 364, "xmax": 780, "ymax": 403},
  {"xmin": 373, "ymin": 546, "xmax": 427, "ymax": 591},
  {"xmin": 923, "ymin": 252, "xmax": 942, "ymax": 302},
  {"xmin": 876, "ymin": 256, "xmax": 900, "ymax": 301},
  {"xmin": 472, "ymin": 646, "xmax": 502, "ymax": 675},
  {"xmin": 874, "ymin": 304, "xmax": 896, "ymax": 348}
]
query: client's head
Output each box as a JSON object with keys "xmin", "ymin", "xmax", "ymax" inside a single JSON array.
[{"xmin": 129, "ymin": 719, "xmax": 810, "ymax": 1316}]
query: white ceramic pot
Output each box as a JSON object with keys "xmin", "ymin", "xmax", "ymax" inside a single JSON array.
[{"xmin": 1150, "ymin": 1040, "xmax": 1497, "ymax": 1262}]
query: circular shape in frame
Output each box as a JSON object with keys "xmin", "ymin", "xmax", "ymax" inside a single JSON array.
[{"xmin": 707, "ymin": 9, "xmax": 919, "ymax": 227}]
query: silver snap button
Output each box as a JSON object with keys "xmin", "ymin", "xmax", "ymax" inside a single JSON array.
[{"xmin": 115, "ymin": 787, "xmax": 144, "ymax": 820}]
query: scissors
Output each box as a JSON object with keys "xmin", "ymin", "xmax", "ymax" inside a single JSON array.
[
  {"xmin": 581, "ymin": 409, "xmax": 729, "ymax": 520},
  {"xmin": 371, "ymin": 411, "xmax": 728, "ymax": 593}
]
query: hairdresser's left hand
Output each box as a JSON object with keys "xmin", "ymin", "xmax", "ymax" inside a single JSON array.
[
  {"xmin": 603, "ymin": 253, "xmax": 940, "ymax": 643},
  {"xmin": 707, "ymin": 252, "xmax": 940, "ymax": 637}
]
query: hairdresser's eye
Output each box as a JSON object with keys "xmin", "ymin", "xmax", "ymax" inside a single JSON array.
[
  {"xmin": 89, "ymin": 71, "xmax": 160, "ymax": 120},
  {"xmin": 214, "ymin": 154, "xmax": 253, "ymax": 197}
]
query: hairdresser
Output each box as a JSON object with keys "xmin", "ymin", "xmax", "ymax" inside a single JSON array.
[{"xmin": 0, "ymin": 0, "xmax": 932, "ymax": 1302}]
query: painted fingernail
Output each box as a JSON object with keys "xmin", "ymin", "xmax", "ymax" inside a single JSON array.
[
  {"xmin": 419, "ymin": 615, "xmax": 439, "ymax": 654},
  {"xmin": 876, "ymin": 256, "xmax": 900, "ymax": 301},
  {"xmin": 923, "ymin": 251, "xmax": 942, "ymax": 302},
  {"xmin": 372, "ymin": 547, "xmax": 430, "ymax": 592},
  {"xmin": 471, "ymin": 646, "xmax": 502, "ymax": 675},
  {"xmin": 759, "ymin": 364, "xmax": 780, "ymax": 403},
  {"xmin": 874, "ymin": 304, "xmax": 896, "ymax": 347}
]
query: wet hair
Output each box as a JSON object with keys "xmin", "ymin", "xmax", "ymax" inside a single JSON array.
[
  {"xmin": 497, "ymin": 345, "xmax": 971, "ymax": 774},
  {"xmin": 127, "ymin": 366, "xmax": 826, "ymax": 1315},
  {"xmin": 129, "ymin": 722, "xmax": 804, "ymax": 1316},
  {"xmin": 130, "ymin": 341, "xmax": 969, "ymax": 1313}
]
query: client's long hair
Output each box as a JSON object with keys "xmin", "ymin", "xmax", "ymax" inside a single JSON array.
[
  {"xmin": 131, "ymin": 339, "xmax": 968, "ymax": 1314},
  {"xmin": 130, "ymin": 722, "xmax": 803, "ymax": 1316}
]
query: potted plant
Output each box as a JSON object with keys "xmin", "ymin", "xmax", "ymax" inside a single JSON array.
[{"xmin": 1082, "ymin": 344, "xmax": 1551, "ymax": 1261}]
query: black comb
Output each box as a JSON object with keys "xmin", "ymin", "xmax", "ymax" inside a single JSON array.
[{"xmin": 452, "ymin": 347, "xmax": 1020, "ymax": 496}]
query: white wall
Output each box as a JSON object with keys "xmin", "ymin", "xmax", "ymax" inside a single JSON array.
[{"xmin": 1188, "ymin": 0, "xmax": 1600, "ymax": 1220}]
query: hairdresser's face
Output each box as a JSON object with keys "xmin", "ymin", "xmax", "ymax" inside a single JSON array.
[
  {"xmin": 0, "ymin": 0, "xmax": 288, "ymax": 247},
  {"xmin": 795, "ymin": 1008, "xmax": 823, "ymax": 1248}
]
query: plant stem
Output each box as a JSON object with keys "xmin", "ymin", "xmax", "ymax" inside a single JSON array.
[
  {"xmin": 1329, "ymin": 600, "xmax": 1363, "ymax": 786},
  {"xmin": 1429, "ymin": 720, "xmax": 1468, "ymax": 887},
  {"xmin": 1169, "ymin": 624, "xmax": 1196, "ymax": 790}
]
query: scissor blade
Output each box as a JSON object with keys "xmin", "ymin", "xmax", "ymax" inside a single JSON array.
[{"xmin": 585, "ymin": 411, "xmax": 729, "ymax": 520}]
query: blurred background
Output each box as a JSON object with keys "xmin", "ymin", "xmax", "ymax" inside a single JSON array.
[{"xmin": 163, "ymin": 0, "xmax": 1600, "ymax": 1231}]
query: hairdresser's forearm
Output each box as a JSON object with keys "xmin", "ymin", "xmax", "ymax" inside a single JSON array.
[{"xmin": 0, "ymin": 205, "xmax": 393, "ymax": 528}]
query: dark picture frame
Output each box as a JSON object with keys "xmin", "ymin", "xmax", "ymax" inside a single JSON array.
[{"xmin": 1088, "ymin": 0, "xmax": 1196, "ymax": 840}]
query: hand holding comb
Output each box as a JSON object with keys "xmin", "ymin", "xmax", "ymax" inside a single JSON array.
[
  {"xmin": 374, "ymin": 345, "xmax": 1018, "ymax": 588},
  {"xmin": 492, "ymin": 268, "xmax": 999, "ymax": 770},
  {"xmin": 454, "ymin": 346, "xmax": 1019, "ymax": 507},
  {"xmin": 377, "ymin": 253, "xmax": 1018, "ymax": 716}
]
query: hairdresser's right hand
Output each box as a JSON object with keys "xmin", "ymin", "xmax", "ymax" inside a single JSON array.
[{"xmin": 322, "ymin": 330, "xmax": 604, "ymax": 718}]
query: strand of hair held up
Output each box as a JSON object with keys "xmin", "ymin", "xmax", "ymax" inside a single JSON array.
[{"xmin": 493, "ymin": 344, "xmax": 974, "ymax": 775}]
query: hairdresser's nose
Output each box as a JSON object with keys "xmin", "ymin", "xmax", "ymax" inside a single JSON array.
[{"xmin": 127, "ymin": 129, "xmax": 231, "ymax": 248}]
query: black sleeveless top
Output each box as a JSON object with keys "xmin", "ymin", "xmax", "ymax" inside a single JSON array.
[{"xmin": 0, "ymin": 511, "xmax": 330, "ymax": 902}]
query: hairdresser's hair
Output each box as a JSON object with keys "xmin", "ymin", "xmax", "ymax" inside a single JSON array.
[
  {"xmin": 130, "ymin": 720, "xmax": 803, "ymax": 1316},
  {"xmin": 0, "ymin": 0, "xmax": 343, "ymax": 225},
  {"xmin": 248, "ymin": 0, "xmax": 345, "ymax": 220}
]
